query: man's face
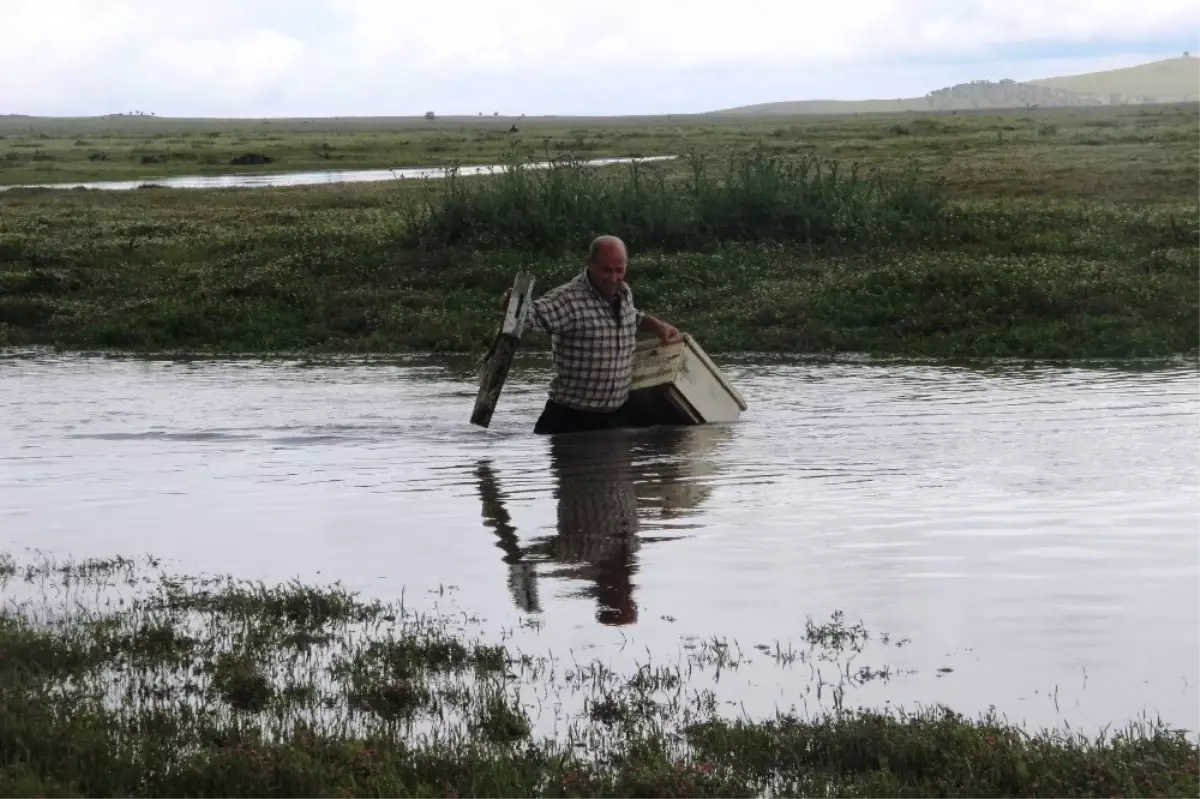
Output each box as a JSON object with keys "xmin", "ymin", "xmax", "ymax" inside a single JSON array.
[{"xmin": 587, "ymin": 246, "xmax": 627, "ymax": 298}]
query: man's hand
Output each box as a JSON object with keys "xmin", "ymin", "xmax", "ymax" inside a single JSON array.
[
  {"xmin": 657, "ymin": 321, "xmax": 681, "ymax": 342},
  {"xmin": 645, "ymin": 317, "xmax": 680, "ymax": 342},
  {"xmin": 499, "ymin": 288, "xmax": 512, "ymax": 310}
]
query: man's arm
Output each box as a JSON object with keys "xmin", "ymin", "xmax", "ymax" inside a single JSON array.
[
  {"xmin": 637, "ymin": 311, "xmax": 680, "ymax": 342},
  {"xmin": 522, "ymin": 297, "xmax": 557, "ymax": 335},
  {"xmin": 500, "ymin": 286, "xmax": 574, "ymax": 336}
]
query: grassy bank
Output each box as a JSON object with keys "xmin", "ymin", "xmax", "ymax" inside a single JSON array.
[
  {"xmin": 1, "ymin": 106, "xmax": 1197, "ymax": 360},
  {"xmin": 1, "ymin": 159, "xmax": 1195, "ymax": 359},
  {"xmin": 1, "ymin": 552, "xmax": 1195, "ymax": 798}
]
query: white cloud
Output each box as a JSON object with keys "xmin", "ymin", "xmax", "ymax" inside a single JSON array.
[
  {"xmin": 139, "ymin": 29, "xmax": 306, "ymax": 105},
  {"xmin": 0, "ymin": 0, "xmax": 1195, "ymax": 116}
]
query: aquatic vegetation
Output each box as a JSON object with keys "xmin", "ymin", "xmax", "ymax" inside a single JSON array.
[
  {"xmin": 396, "ymin": 151, "xmax": 950, "ymax": 253},
  {"xmin": 0, "ymin": 551, "xmax": 1195, "ymax": 791},
  {"xmin": 0, "ymin": 552, "xmax": 1195, "ymax": 797}
]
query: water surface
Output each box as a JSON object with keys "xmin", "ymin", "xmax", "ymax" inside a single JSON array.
[
  {"xmin": 1, "ymin": 352, "xmax": 1197, "ymax": 734},
  {"xmin": 0, "ymin": 155, "xmax": 675, "ymax": 191}
]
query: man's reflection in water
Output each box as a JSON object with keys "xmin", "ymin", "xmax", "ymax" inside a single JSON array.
[
  {"xmin": 475, "ymin": 425, "xmax": 730, "ymax": 627},
  {"xmin": 545, "ymin": 431, "xmax": 641, "ymax": 625}
]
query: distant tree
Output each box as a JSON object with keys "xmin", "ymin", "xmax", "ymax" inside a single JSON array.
[{"xmin": 425, "ymin": 111, "xmax": 435, "ymax": 120}]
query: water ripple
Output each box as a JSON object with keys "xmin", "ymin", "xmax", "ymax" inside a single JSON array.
[{"xmin": 1, "ymin": 353, "xmax": 1197, "ymax": 733}]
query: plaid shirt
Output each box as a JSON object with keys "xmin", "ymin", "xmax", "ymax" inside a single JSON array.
[{"xmin": 521, "ymin": 271, "xmax": 645, "ymax": 411}]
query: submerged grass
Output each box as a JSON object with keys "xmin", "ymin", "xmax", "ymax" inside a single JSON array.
[{"xmin": 0, "ymin": 552, "xmax": 1196, "ymax": 797}]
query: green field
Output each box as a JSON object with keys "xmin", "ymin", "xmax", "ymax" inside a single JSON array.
[
  {"xmin": 1, "ymin": 113, "xmax": 693, "ymax": 186},
  {"xmin": 1, "ymin": 551, "xmax": 1196, "ymax": 798},
  {"xmin": 1, "ymin": 104, "xmax": 1196, "ymax": 198},
  {"xmin": 0, "ymin": 104, "xmax": 1197, "ymax": 359}
]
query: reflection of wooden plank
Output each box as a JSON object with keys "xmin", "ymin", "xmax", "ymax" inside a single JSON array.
[
  {"xmin": 470, "ymin": 272, "xmax": 535, "ymax": 428},
  {"xmin": 473, "ymin": 459, "xmax": 540, "ymax": 613}
]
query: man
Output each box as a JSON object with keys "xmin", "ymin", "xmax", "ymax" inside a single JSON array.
[{"xmin": 503, "ymin": 235, "xmax": 680, "ymax": 435}]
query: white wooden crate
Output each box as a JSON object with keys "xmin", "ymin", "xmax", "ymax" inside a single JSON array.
[{"xmin": 627, "ymin": 334, "xmax": 747, "ymax": 424}]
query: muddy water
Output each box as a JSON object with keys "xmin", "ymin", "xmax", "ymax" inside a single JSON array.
[
  {"xmin": 1, "ymin": 352, "xmax": 1197, "ymax": 734},
  {"xmin": 0, "ymin": 155, "xmax": 675, "ymax": 191}
]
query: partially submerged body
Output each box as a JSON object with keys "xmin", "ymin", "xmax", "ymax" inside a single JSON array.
[{"xmin": 509, "ymin": 235, "xmax": 680, "ymax": 435}]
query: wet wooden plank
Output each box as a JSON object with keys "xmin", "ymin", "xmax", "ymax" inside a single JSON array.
[{"xmin": 470, "ymin": 272, "xmax": 535, "ymax": 428}]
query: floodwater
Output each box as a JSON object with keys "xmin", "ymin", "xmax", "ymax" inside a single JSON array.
[
  {"xmin": 0, "ymin": 155, "xmax": 675, "ymax": 192},
  {"xmin": 1, "ymin": 352, "xmax": 1197, "ymax": 734}
]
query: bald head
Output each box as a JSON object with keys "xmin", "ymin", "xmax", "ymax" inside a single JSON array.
[
  {"xmin": 585, "ymin": 235, "xmax": 628, "ymax": 298},
  {"xmin": 588, "ymin": 235, "xmax": 626, "ymax": 263}
]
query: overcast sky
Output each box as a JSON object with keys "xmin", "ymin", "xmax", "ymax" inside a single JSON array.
[{"xmin": 3, "ymin": 0, "xmax": 1197, "ymax": 117}]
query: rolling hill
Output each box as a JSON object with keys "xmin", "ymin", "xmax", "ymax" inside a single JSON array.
[
  {"xmin": 713, "ymin": 55, "xmax": 1199, "ymax": 115},
  {"xmin": 1030, "ymin": 55, "xmax": 1199, "ymax": 100}
]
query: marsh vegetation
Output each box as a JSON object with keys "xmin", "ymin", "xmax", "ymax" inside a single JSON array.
[
  {"xmin": 2, "ymin": 106, "xmax": 1197, "ymax": 358},
  {"xmin": 1, "ymin": 552, "xmax": 1195, "ymax": 797}
]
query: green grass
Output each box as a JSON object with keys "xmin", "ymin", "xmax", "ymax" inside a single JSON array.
[
  {"xmin": 0, "ymin": 158, "xmax": 1195, "ymax": 359},
  {"xmin": 396, "ymin": 152, "xmax": 950, "ymax": 253},
  {"xmin": 0, "ymin": 114, "xmax": 696, "ymax": 186},
  {"xmin": 1, "ymin": 551, "xmax": 1195, "ymax": 798},
  {"xmin": 0, "ymin": 105, "xmax": 1196, "ymax": 360},
  {"xmin": 2, "ymin": 104, "xmax": 1196, "ymax": 201}
]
